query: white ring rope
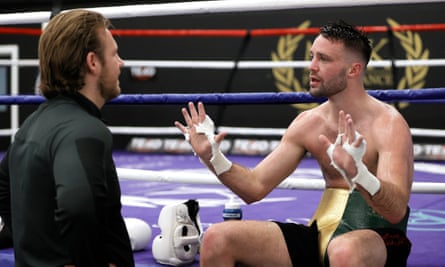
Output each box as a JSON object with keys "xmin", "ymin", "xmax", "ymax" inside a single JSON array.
[
  {"xmin": 116, "ymin": 167, "xmax": 445, "ymax": 194},
  {"xmin": 217, "ymin": 127, "xmax": 445, "ymax": 138},
  {"xmin": 111, "ymin": 126, "xmax": 445, "ymax": 138},
  {"xmin": 1, "ymin": 59, "xmax": 445, "ymax": 69},
  {"xmin": 0, "ymin": 0, "xmax": 442, "ymax": 25},
  {"xmin": 1, "ymin": 127, "xmax": 443, "ymax": 138}
]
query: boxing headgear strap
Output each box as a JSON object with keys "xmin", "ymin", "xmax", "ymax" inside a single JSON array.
[
  {"xmin": 194, "ymin": 115, "xmax": 232, "ymax": 175},
  {"xmin": 326, "ymin": 131, "xmax": 381, "ymax": 196}
]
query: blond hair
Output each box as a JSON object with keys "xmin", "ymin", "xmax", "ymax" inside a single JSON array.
[{"xmin": 38, "ymin": 9, "xmax": 111, "ymax": 98}]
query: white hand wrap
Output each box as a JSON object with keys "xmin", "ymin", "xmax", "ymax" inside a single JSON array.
[
  {"xmin": 195, "ymin": 115, "xmax": 232, "ymax": 175},
  {"xmin": 326, "ymin": 133, "xmax": 351, "ymax": 187},
  {"xmin": 327, "ymin": 131, "xmax": 381, "ymax": 196}
]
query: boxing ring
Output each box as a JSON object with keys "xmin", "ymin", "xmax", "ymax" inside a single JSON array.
[{"xmin": 0, "ymin": 0, "xmax": 445, "ymax": 266}]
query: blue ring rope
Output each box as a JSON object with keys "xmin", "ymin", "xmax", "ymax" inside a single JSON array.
[{"xmin": 0, "ymin": 88, "xmax": 444, "ymax": 105}]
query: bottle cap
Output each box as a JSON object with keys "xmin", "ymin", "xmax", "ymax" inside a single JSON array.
[{"xmin": 224, "ymin": 198, "xmax": 240, "ymax": 209}]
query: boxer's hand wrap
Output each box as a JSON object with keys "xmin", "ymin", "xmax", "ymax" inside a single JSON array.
[
  {"xmin": 327, "ymin": 131, "xmax": 381, "ymax": 196},
  {"xmin": 327, "ymin": 133, "xmax": 352, "ymax": 188},
  {"xmin": 195, "ymin": 115, "xmax": 232, "ymax": 175}
]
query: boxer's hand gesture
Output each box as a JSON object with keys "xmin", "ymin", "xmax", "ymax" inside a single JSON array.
[
  {"xmin": 175, "ymin": 102, "xmax": 227, "ymax": 163},
  {"xmin": 319, "ymin": 110, "xmax": 365, "ymax": 181}
]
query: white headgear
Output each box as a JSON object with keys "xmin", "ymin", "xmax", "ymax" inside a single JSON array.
[{"xmin": 152, "ymin": 199, "xmax": 202, "ymax": 266}]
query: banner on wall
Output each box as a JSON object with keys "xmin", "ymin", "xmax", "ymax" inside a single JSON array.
[{"xmin": 126, "ymin": 136, "xmax": 445, "ymax": 161}]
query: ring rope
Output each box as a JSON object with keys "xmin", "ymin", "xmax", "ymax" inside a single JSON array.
[
  {"xmin": 107, "ymin": 126, "xmax": 445, "ymax": 139},
  {"xmin": 1, "ymin": 89, "xmax": 444, "ymax": 139},
  {"xmin": 1, "ymin": 126, "xmax": 443, "ymax": 138},
  {"xmin": 1, "ymin": 88, "xmax": 445, "ymax": 105},
  {"xmin": 0, "ymin": 0, "xmax": 442, "ymax": 25},
  {"xmin": 2, "ymin": 23, "xmax": 445, "ymax": 37},
  {"xmin": 1, "ymin": 59, "xmax": 445, "ymax": 69},
  {"xmin": 116, "ymin": 168, "xmax": 445, "ymax": 194}
]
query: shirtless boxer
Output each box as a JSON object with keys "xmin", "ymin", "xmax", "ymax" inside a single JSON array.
[{"xmin": 175, "ymin": 20, "xmax": 413, "ymax": 267}]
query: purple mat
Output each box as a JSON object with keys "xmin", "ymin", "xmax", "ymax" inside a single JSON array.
[{"xmin": 1, "ymin": 151, "xmax": 444, "ymax": 267}]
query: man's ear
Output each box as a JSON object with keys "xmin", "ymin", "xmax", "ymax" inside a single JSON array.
[
  {"xmin": 348, "ymin": 62, "xmax": 363, "ymax": 77},
  {"xmin": 86, "ymin": 51, "xmax": 100, "ymax": 73}
]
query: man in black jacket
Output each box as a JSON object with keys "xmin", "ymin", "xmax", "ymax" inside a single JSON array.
[{"xmin": 0, "ymin": 9, "xmax": 134, "ymax": 266}]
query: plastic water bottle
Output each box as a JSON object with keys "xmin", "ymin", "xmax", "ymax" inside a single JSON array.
[{"xmin": 222, "ymin": 198, "xmax": 242, "ymax": 221}]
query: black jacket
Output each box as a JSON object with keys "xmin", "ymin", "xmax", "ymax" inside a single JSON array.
[{"xmin": 0, "ymin": 94, "xmax": 134, "ymax": 267}]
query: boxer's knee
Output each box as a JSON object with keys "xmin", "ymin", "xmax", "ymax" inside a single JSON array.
[
  {"xmin": 327, "ymin": 231, "xmax": 386, "ymax": 267},
  {"xmin": 201, "ymin": 223, "xmax": 229, "ymax": 256}
]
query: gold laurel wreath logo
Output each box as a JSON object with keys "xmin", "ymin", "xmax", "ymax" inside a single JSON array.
[
  {"xmin": 387, "ymin": 18, "xmax": 429, "ymax": 108},
  {"xmin": 271, "ymin": 20, "xmax": 317, "ymax": 110},
  {"xmin": 271, "ymin": 18, "xmax": 429, "ymax": 110}
]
